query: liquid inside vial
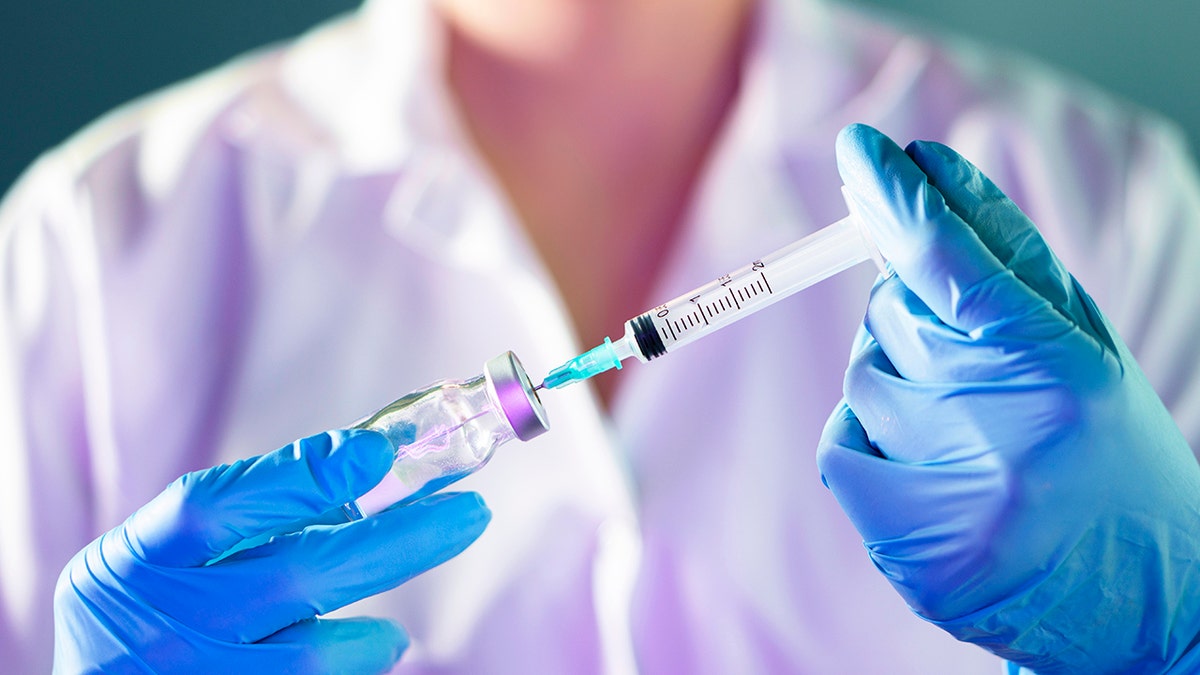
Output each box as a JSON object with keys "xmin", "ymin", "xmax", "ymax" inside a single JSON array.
[
  {"xmin": 342, "ymin": 351, "xmax": 549, "ymax": 520},
  {"xmin": 349, "ymin": 376, "xmax": 516, "ymax": 517}
]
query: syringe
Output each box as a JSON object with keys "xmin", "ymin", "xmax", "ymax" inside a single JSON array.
[{"xmin": 540, "ymin": 192, "xmax": 885, "ymax": 389}]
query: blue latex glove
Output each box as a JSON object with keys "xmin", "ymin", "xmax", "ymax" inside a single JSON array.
[
  {"xmin": 817, "ymin": 124, "xmax": 1200, "ymax": 672},
  {"xmin": 53, "ymin": 429, "xmax": 490, "ymax": 674}
]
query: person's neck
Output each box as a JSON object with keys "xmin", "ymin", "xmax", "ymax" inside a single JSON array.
[{"xmin": 437, "ymin": 0, "xmax": 755, "ymax": 407}]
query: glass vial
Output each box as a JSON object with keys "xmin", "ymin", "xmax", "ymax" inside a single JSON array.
[{"xmin": 342, "ymin": 351, "xmax": 550, "ymax": 520}]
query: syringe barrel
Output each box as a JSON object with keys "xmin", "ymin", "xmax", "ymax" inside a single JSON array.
[{"xmin": 625, "ymin": 215, "xmax": 876, "ymax": 360}]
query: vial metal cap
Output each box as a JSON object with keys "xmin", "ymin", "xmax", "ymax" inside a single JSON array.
[{"xmin": 484, "ymin": 351, "xmax": 550, "ymax": 441}]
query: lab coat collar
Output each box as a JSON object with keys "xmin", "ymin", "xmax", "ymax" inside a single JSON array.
[
  {"xmin": 279, "ymin": 0, "xmax": 464, "ymax": 173},
  {"xmin": 281, "ymin": 0, "xmax": 538, "ymax": 273}
]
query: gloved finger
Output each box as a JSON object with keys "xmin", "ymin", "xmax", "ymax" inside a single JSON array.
[
  {"xmin": 836, "ymin": 123, "xmax": 1063, "ymax": 335},
  {"xmin": 257, "ymin": 617, "xmax": 408, "ymax": 675},
  {"xmin": 840, "ymin": 336, "xmax": 930, "ymax": 462},
  {"xmin": 850, "ymin": 319, "xmax": 873, "ymax": 356},
  {"xmin": 816, "ymin": 415, "xmax": 1011, "ymax": 620},
  {"xmin": 817, "ymin": 397, "xmax": 1004, "ymax": 541},
  {"xmin": 847, "ymin": 274, "xmax": 887, "ymax": 358},
  {"xmin": 123, "ymin": 491, "xmax": 490, "ymax": 642},
  {"xmin": 817, "ymin": 400, "xmax": 884, "ymax": 475},
  {"xmin": 864, "ymin": 271, "xmax": 1076, "ymax": 383},
  {"xmin": 904, "ymin": 139, "xmax": 1089, "ymax": 330},
  {"xmin": 863, "ymin": 273, "xmax": 966, "ymax": 383},
  {"xmin": 126, "ymin": 429, "xmax": 394, "ymax": 567},
  {"xmin": 844, "ymin": 328, "xmax": 1097, "ymax": 464},
  {"xmin": 842, "ymin": 336, "xmax": 992, "ymax": 464},
  {"xmin": 818, "ymin": 393, "xmax": 1017, "ymax": 622}
]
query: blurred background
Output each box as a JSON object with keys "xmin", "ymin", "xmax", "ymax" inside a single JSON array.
[{"xmin": 2, "ymin": 0, "xmax": 1198, "ymax": 196}]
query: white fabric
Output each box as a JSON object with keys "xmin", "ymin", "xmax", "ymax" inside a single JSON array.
[{"xmin": 3, "ymin": 0, "xmax": 1199, "ymax": 672}]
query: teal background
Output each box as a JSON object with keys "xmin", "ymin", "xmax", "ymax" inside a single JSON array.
[
  {"xmin": 2, "ymin": 1, "xmax": 1197, "ymax": 195},
  {"xmin": 0, "ymin": 1, "xmax": 362, "ymax": 195},
  {"xmin": 846, "ymin": 0, "xmax": 1200, "ymax": 151}
]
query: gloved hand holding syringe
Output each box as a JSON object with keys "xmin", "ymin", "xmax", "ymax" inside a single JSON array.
[{"xmin": 539, "ymin": 188, "xmax": 886, "ymax": 390}]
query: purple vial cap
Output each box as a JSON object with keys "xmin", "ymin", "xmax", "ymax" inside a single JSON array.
[{"xmin": 484, "ymin": 351, "xmax": 550, "ymax": 441}]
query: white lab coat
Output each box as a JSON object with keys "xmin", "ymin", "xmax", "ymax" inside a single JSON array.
[{"xmin": 3, "ymin": 0, "xmax": 1199, "ymax": 672}]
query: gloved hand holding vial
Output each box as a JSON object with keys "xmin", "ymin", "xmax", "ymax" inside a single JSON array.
[{"xmin": 53, "ymin": 430, "xmax": 490, "ymax": 673}]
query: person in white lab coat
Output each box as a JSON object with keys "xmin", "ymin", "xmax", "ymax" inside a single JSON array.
[{"xmin": 3, "ymin": 0, "xmax": 1200, "ymax": 672}]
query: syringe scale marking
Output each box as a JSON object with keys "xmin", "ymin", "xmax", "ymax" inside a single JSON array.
[{"xmin": 659, "ymin": 268, "xmax": 777, "ymax": 346}]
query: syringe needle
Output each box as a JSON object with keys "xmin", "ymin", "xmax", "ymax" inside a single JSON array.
[{"xmin": 541, "ymin": 337, "xmax": 626, "ymax": 390}]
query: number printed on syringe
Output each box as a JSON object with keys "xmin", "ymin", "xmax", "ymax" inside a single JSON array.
[{"xmin": 652, "ymin": 261, "xmax": 775, "ymax": 348}]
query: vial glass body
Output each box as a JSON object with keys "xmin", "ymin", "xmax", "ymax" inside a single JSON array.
[{"xmin": 343, "ymin": 352, "xmax": 548, "ymax": 520}]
